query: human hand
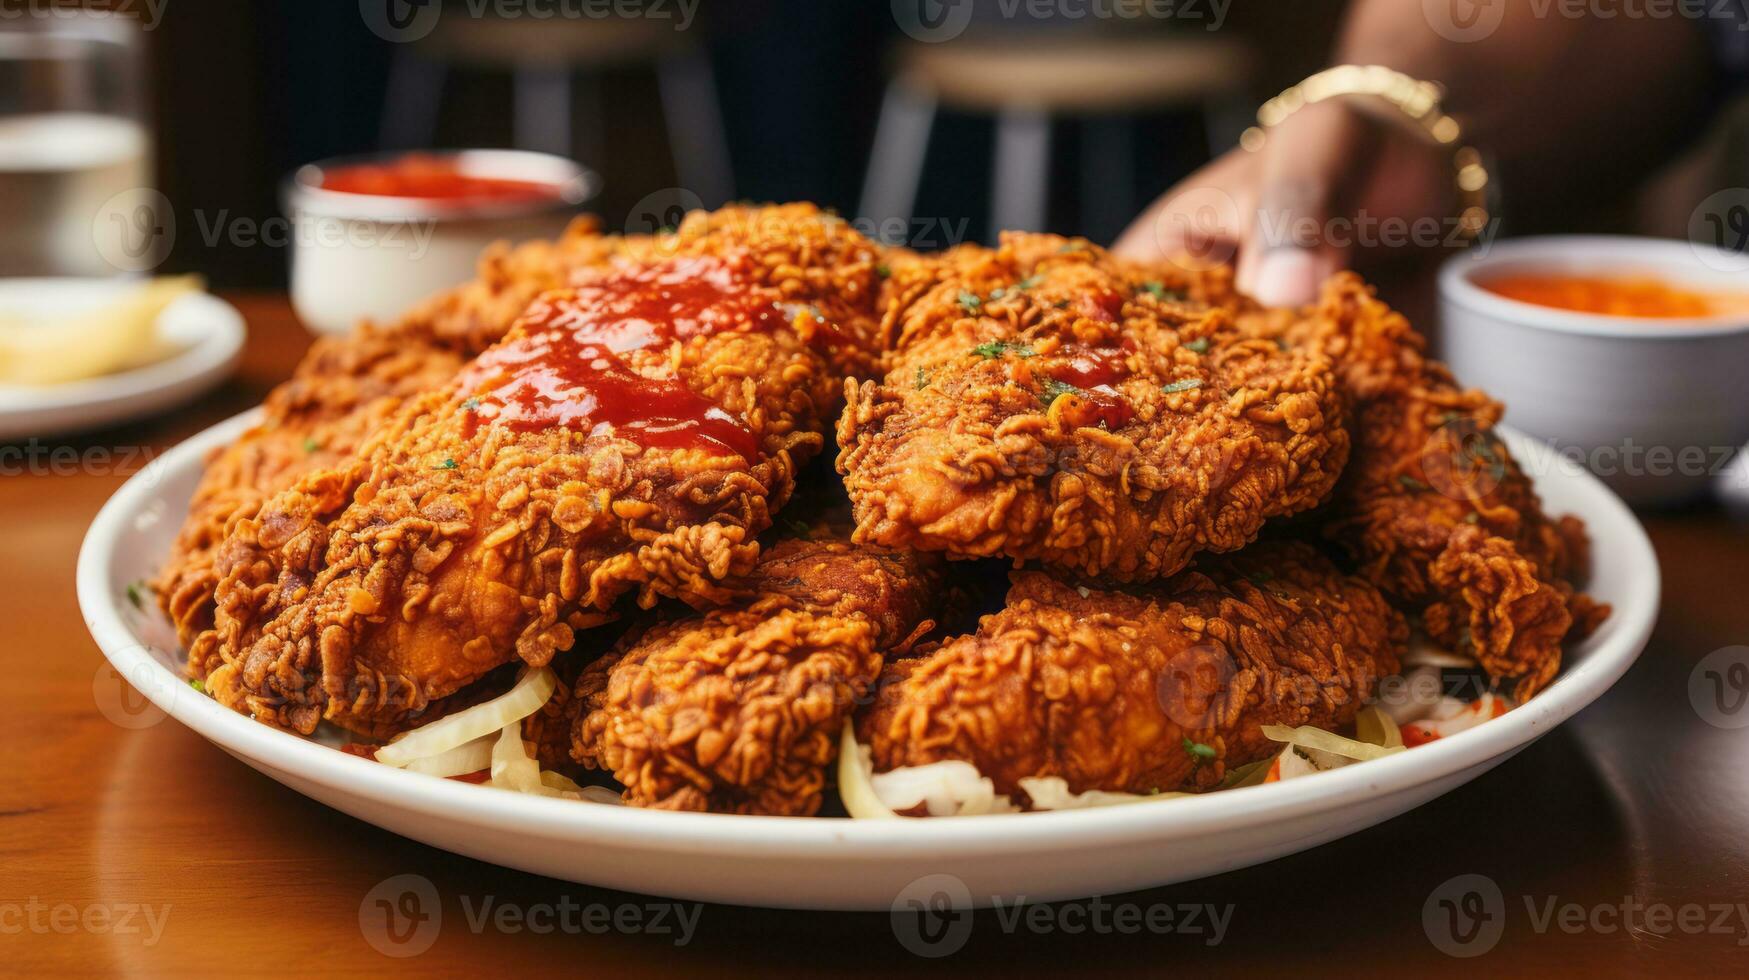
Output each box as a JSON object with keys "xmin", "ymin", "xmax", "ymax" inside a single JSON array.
[{"xmin": 1113, "ymin": 97, "xmax": 1463, "ymax": 307}]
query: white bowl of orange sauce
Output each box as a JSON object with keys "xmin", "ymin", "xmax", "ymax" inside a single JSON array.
[
  {"xmin": 1439, "ymin": 236, "xmax": 1749, "ymax": 507},
  {"xmin": 284, "ymin": 150, "xmax": 597, "ymax": 336}
]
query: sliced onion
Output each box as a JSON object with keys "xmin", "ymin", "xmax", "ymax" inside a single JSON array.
[
  {"xmin": 1376, "ymin": 665, "xmax": 1447, "ymax": 726},
  {"xmin": 575, "ymin": 785, "xmax": 625, "ymax": 805},
  {"xmin": 1261, "ymin": 723, "xmax": 1405, "ymax": 765},
  {"xmin": 489, "ymin": 722, "xmax": 546, "ymax": 794},
  {"xmin": 1020, "ymin": 777, "xmax": 1191, "ymax": 810},
  {"xmin": 1354, "ymin": 706, "xmax": 1405, "ymax": 750},
  {"xmin": 376, "ymin": 666, "xmax": 556, "ymax": 768},
  {"xmin": 403, "ymin": 734, "xmax": 495, "ymax": 777},
  {"xmin": 1404, "ymin": 633, "xmax": 1478, "ymax": 669},
  {"xmin": 837, "ymin": 723, "xmax": 1018, "ymax": 818},
  {"xmin": 837, "ymin": 723, "xmax": 902, "ymax": 819},
  {"xmin": 1263, "ymin": 747, "xmax": 1323, "ymax": 782}
]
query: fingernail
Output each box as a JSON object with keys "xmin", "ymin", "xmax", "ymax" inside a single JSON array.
[{"xmin": 1249, "ymin": 249, "xmax": 1322, "ymax": 308}]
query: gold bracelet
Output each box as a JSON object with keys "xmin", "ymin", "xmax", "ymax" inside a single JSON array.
[{"xmin": 1239, "ymin": 64, "xmax": 1491, "ymax": 242}]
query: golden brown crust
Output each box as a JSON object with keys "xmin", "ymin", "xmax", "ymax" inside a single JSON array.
[
  {"xmin": 1242, "ymin": 274, "xmax": 1609, "ymax": 700},
  {"xmin": 858, "ymin": 540, "xmax": 1404, "ymax": 797},
  {"xmin": 572, "ymin": 537, "xmax": 942, "ymax": 815},
  {"xmin": 195, "ymin": 205, "xmax": 888, "ymax": 735},
  {"xmin": 837, "ymin": 234, "xmax": 1348, "ymax": 583}
]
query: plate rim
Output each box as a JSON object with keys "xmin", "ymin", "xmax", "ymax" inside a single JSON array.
[{"xmin": 77, "ymin": 411, "xmax": 1661, "ymax": 858}]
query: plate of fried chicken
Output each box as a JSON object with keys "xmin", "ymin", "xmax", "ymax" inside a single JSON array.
[{"xmin": 79, "ymin": 204, "xmax": 1658, "ymax": 909}]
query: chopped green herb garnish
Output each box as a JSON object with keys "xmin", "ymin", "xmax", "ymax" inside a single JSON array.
[
  {"xmin": 434, "ymin": 458, "xmax": 459, "ymax": 471},
  {"xmin": 1276, "ymin": 337, "xmax": 1291, "ymax": 351},
  {"xmin": 1057, "ymin": 241, "xmax": 1087, "ymax": 253},
  {"xmin": 971, "ymin": 339, "xmax": 1036, "ymax": 360},
  {"xmin": 957, "ymin": 290, "xmax": 982, "ymax": 313},
  {"xmin": 657, "ymin": 224, "xmax": 677, "ymax": 235},
  {"xmin": 1398, "ymin": 475, "xmax": 1428, "ymax": 492},
  {"xmin": 461, "ymin": 398, "xmax": 481, "ymax": 412},
  {"xmin": 782, "ymin": 518, "xmax": 813, "ymax": 540},
  {"xmin": 189, "ymin": 678, "xmax": 205, "ymax": 694},
  {"xmin": 302, "ymin": 437, "xmax": 320, "ymax": 453},
  {"xmin": 1040, "ymin": 378, "xmax": 1084, "ymax": 404},
  {"xmin": 1016, "ymin": 275, "xmax": 1042, "ymax": 291},
  {"xmin": 1441, "ymin": 411, "xmax": 1462, "ymax": 425},
  {"xmin": 988, "ymin": 287, "xmax": 1006, "ymax": 301},
  {"xmin": 125, "ymin": 580, "xmax": 148, "ymax": 610},
  {"xmin": 1161, "ymin": 378, "xmax": 1203, "ymax": 395},
  {"xmin": 876, "ymin": 264, "xmax": 892, "ymax": 279},
  {"xmin": 1141, "ymin": 281, "xmax": 1184, "ymax": 301},
  {"xmin": 1053, "ymin": 299, "xmax": 1070, "ymax": 309},
  {"xmin": 1184, "ymin": 338, "xmax": 1210, "ymax": 354},
  {"xmin": 1182, "ymin": 737, "xmax": 1217, "ymax": 763},
  {"xmin": 914, "ymin": 367, "xmax": 930, "ymax": 391},
  {"xmin": 1463, "ymin": 512, "xmax": 1480, "ymax": 524}
]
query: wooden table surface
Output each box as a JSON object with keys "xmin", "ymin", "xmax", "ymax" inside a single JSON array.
[{"xmin": 7, "ymin": 294, "xmax": 1749, "ymax": 975}]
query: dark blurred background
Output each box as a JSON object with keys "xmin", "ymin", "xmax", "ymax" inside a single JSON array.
[
  {"xmin": 132, "ymin": 0, "xmax": 1345, "ymax": 286},
  {"xmin": 41, "ymin": 0, "xmax": 1734, "ymax": 287}
]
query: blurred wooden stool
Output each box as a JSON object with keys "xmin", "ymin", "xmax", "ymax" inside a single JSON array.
[
  {"xmin": 859, "ymin": 36, "xmax": 1255, "ymax": 241},
  {"xmin": 380, "ymin": 12, "xmax": 733, "ymax": 206}
]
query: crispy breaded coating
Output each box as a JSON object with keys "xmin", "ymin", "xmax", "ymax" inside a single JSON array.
[
  {"xmin": 158, "ymin": 206, "xmax": 888, "ymax": 656},
  {"xmin": 1242, "ymin": 275, "xmax": 1608, "ymax": 700},
  {"xmin": 573, "ymin": 537, "xmax": 941, "ymax": 815},
  {"xmin": 154, "ymin": 217, "xmax": 627, "ymax": 651},
  {"xmin": 858, "ymin": 541, "xmax": 1404, "ymax": 798},
  {"xmin": 837, "ymin": 234, "xmax": 1349, "ymax": 582},
  {"xmin": 195, "ymin": 205, "xmax": 887, "ymax": 735}
]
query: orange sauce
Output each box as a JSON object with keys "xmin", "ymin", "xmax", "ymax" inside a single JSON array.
[{"xmin": 1479, "ymin": 273, "xmax": 1749, "ymax": 319}]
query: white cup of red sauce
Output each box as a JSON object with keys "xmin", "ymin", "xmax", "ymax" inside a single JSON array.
[
  {"xmin": 284, "ymin": 150, "xmax": 596, "ymax": 336},
  {"xmin": 1438, "ymin": 235, "xmax": 1749, "ymax": 507}
]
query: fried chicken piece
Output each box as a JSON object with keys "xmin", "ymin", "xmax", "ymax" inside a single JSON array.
[
  {"xmin": 1241, "ymin": 275, "xmax": 1608, "ymax": 700},
  {"xmin": 154, "ymin": 216, "xmax": 629, "ymax": 651},
  {"xmin": 858, "ymin": 541, "xmax": 1404, "ymax": 798},
  {"xmin": 196, "ymin": 205, "xmax": 888, "ymax": 735},
  {"xmin": 158, "ymin": 206, "xmax": 889, "ymax": 656},
  {"xmin": 572, "ymin": 536, "xmax": 941, "ymax": 815},
  {"xmin": 837, "ymin": 234, "xmax": 1349, "ymax": 582}
]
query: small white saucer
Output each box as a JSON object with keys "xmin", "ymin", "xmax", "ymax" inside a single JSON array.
[{"xmin": 0, "ymin": 278, "xmax": 244, "ymax": 441}]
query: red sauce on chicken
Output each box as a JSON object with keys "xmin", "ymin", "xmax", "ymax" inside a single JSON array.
[
  {"xmin": 458, "ymin": 256, "xmax": 783, "ymax": 462},
  {"xmin": 1044, "ymin": 343, "xmax": 1135, "ymax": 428}
]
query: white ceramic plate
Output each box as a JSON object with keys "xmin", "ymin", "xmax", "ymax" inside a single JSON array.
[
  {"xmin": 77, "ymin": 414, "xmax": 1659, "ymax": 910},
  {"xmin": 0, "ymin": 279, "xmax": 244, "ymax": 441}
]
